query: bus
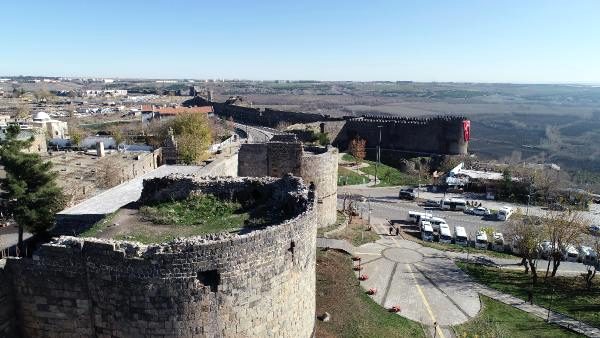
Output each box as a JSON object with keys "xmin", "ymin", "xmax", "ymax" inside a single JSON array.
[
  {"xmin": 408, "ymin": 211, "xmax": 432, "ymax": 224},
  {"xmin": 441, "ymin": 198, "xmax": 467, "ymax": 211}
]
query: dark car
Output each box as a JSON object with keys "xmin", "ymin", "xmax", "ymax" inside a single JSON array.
[
  {"xmin": 422, "ymin": 199, "xmax": 440, "ymax": 208},
  {"xmin": 399, "ymin": 188, "xmax": 416, "ymax": 200}
]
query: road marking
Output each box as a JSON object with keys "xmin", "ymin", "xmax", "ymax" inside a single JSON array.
[
  {"xmin": 406, "ymin": 263, "xmax": 446, "ymax": 338},
  {"xmin": 354, "ymin": 252, "xmax": 382, "ymax": 256}
]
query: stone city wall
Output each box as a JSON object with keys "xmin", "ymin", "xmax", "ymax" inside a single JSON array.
[
  {"xmin": 199, "ymin": 97, "xmax": 469, "ymax": 156},
  {"xmin": 0, "ymin": 261, "xmax": 16, "ymax": 337},
  {"xmin": 212, "ymin": 103, "xmax": 330, "ymax": 128},
  {"xmin": 331, "ymin": 115, "xmax": 468, "ymax": 156},
  {"xmin": 4, "ymin": 176, "xmax": 317, "ymax": 338}
]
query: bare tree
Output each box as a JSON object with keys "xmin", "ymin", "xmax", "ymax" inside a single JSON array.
[
  {"xmin": 584, "ymin": 235, "xmax": 599, "ymax": 290},
  {"xmin": 505, "ymin": 214, "xmax": 544, "ymax": 284},
  {"xmin": 15, "ymin": 103, "xmax": 30, "ymax": 121},
  {"xmin": 348, "ymin": 136, "xmax": 366, "ymax": 165},
  {"xmin": 543, "ymin": 210, "xmax": 587, "ymax": 278}
]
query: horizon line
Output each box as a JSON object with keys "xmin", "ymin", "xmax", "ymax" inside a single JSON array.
[{"xmin": 1, "ymin": 74, "xmax": 599, "ymax": 86}]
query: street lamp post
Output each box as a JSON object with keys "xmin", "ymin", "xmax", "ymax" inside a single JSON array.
[{"xmin": 375, "ymin": 125, "xmax": 382, "ymax": 185}]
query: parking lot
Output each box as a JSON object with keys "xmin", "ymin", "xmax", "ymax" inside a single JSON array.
[{"xmin": 339, "ymin": 185, "xmax": 600, "ymax": 250}]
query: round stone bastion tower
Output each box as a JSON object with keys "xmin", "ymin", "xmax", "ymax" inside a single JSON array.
[
  {"xmin": 3, "ymin": 175, "xmax": 317, "ymax": 337},
  {"xmin": 238, "ymin": 134, "xmax": 338, "ymax": 227}
]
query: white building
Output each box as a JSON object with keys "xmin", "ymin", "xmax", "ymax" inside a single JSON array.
[{"xmin": 31, "ymin": 111, "xmax": 69, "ymax": 139}]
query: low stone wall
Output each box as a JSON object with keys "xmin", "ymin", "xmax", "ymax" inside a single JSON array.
[{"xmin": 5, "ymin": 176, "xmax": 317, "ymax": 338}]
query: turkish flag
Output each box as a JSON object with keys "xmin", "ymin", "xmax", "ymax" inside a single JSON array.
[{"xmin": 463, "ymin": 120, "xmax": 471, "ymax": 142}]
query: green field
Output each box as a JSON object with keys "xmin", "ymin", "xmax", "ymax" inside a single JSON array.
[
  {"xmin": 454, "ymin": 296, "xmax": 582, "ymax": 337},
  {"xmin": 457, "ymin": 262, "xmax": 600, "ymax": 328},
  {"xmin": 338, "ymin": 166, "xmax": 369, "ymax": 186},
  {"xmin": 342, "ymin": 154, "xmax": 420, "ymax": 187}
]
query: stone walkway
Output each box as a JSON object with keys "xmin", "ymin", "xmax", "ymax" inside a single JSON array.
[{"xmin": 317, "ymin": 222, "xmax": 600, "ymax": 338}]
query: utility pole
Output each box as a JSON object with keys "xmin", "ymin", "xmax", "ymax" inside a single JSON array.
[{"xmin": 375, "ymin": 125, "xmax": 382, "ymax": 185}]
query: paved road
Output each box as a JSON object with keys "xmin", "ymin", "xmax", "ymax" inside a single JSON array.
[
  {"xmin": 320, "ymin": 218, "xmax": 600, "ymax": 337},
  {"xmin": 352, "ymin": 219, "xmax": 480, "ymax": 338},
  {"xmin": 340, "ymin": 185, "xmax": 600, "ymax": 225},
  {"xmin": 234, "ymin": 123, "xmax": 277, "ymax": 143},
  {"xmin": 339, "ymin": 186, "xmax": 591, "ymax": 275}
]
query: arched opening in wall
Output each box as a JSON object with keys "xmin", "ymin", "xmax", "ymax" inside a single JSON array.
[{"xmin": 197, "ymin": 270, "xmax": 220, "ymax": 292}]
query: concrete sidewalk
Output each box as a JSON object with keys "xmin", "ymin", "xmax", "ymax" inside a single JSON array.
[{"xmin": 317, "ymin": 229, "xmax": 600, "ymax": 337}]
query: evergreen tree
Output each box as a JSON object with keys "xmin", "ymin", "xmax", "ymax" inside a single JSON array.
[{"xmin": 0, "ymin": 125, "xmax": 66, "ymax": 255}]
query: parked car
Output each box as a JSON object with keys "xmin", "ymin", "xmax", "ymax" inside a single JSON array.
[
  {"xmin": 455, "ymin": 226, "xmax": 468, "ymax": 246},
  {"xmin": 475, "ymin": 231, "xmax": 488, "ymax": 250},
  {"xmin": 472, "ymin": 207, "xmax": 491, "ymax": 216},
  {"xmin": 589, "ymin": 224, "xmax": 600, "ymax": 236},
  {"xmin": 563, "ymin": 245, "xmax": 579, "ymax": 262},
  {"xmin": 492, "ymin": 232, "xmax": 505, "ymax": 252},
  {"xmin": 422, "ymin": 199, "xmax": 440, "ymax": 208},
  {"xmin": 399, "ymin": 188, "xmax": 416, "ymax": 200},
  {"xmin": 421, "ymin": 223, "xmax": 434, "ymax": 242}
]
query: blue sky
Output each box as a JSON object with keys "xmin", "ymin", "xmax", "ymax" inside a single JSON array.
[{"xmin": 1, "ymin": 0, "xmax": 599, "ymax": 83}]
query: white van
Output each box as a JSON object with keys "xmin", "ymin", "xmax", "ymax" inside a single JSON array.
[
  {"xmin": 409, "ymin": 211, "xmax": 433, "ymax": 224},
  {"xmin": 455, "ymin": 226, "xmax": 468, "ymax": 246},
  {"xmin": 428, "ymin": 217, "xmax": 448, "ymax": 232},
  {"xmin": 563, "ymin": 245, "xmax": 579, "ymax": 262},
  {"xmin": 475, "ymin": 231, "xmax": 488, "ymax": 250},
  {"xmin": 439, "ymin": 224, "xmax": 452, "ymax": 244},
  {"xmin": 441, "ymin": 198, "xmax": 467, "ymax": 211},
  {"xmin": 421, "ymin": 223, "xmax": 434, "ymax": 242},
  {"xmin": 492, "ymin": 232, "xmax": 505, "ymax": 252},
  {"xmin": 579, "ymin": 246, "xmax": 597, "ymax": 265},
  {"xmin": 497, "ymin": 206, "xmax": 514, "ymax": 221}
]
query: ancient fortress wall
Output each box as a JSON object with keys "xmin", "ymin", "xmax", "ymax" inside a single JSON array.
[
  {"xmin": 238, "ymin": 137, "xmax": 338, "ymax": 227},
  {"xmin": 4, "ymin": 176, "xmax": 317, "ymax": 338},
  {"xmin": 0, "ymin": 262, "xmax": 16, "ymax": 337},
  {"xmin": 301, "ymin": 146, "xmax": 339, "ymax": 226},
  {"xmin": 213, "ymin": 103, "xmax": 327, "ymax": 128},
  {"xmin": 331, "ymin": 116, "xmax": 468, "ymax": 155}
]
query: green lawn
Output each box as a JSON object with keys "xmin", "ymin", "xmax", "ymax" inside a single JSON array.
[
  {"xmin": 341, "ymin": 154, "xmax": 420, "ymax": 187},
  {"xmin": 454, "ymin": 295, "xmax": 583, "ymax": 338},
  {"xmin": 338, "ymin": 166, "xmax": 369, "ymax": 186},
  {"xmin": 457, "ymin": 262, "xmax": 600, "ymax": 328},
  {"xmin": 316, "ymin": 250, "xmax": 425, "ymax": 338},
  {"xmin": 328, "ymin": 216, "xmax": 380, "ymax": 246},
  {"xmin": 317, "ymin": 211, "xmax": 347, "ymax": 237},
  {"xmin": 359, "ymin": 161, "xmax": 420, "ymax": 187},
  {"xmin": 80, "ymin": 212, "xmax": 117, "ymax": 238}
]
